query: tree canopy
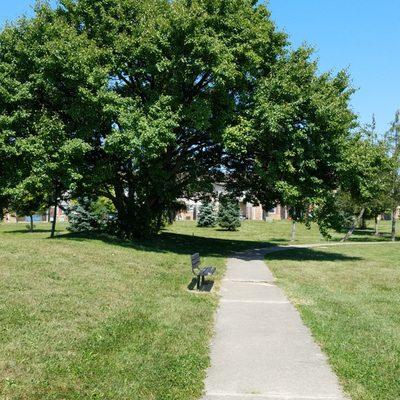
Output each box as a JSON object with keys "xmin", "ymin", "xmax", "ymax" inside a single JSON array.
[{"xmin": 0, "ymin": 0, "xmax": 357, "ymax": 237}]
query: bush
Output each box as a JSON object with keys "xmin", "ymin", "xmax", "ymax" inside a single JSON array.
[
  {"xmin": 66, "ymin": 197, "xmax": 113, "ymax": 233},
  {"xmin": 197, "ymin": 201, "xmax": 217, "ymax": 227},
  {"xmin": 218, "ymin": 196, "xmax": 241, "ymax": 231}
]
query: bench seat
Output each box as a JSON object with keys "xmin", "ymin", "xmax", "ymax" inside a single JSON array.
[
  {"xmin": 191, "ymin": 253, "xmax": 216, "ymax": 289},
  {"xmin": 198, "ymin": 266, "xmax": 216, "ymax": 276}
]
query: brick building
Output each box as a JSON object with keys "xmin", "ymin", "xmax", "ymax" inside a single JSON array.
[{"xmin": 176, "ymin": 183, "xmax": 288, "ymax": 222}]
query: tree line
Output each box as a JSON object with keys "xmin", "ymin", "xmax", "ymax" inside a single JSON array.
[{"xmin": 0, "ymin": 0, "xmax": 399, "ymax": 240}]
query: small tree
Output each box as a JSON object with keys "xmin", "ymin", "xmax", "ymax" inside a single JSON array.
[
  {"xmin": 9, "ymin": 190, "xmax": 45, "ymax": 232},
  {"xmin": 338, "ymin": 120, "xmax": 392, "ymax": 241},
  {"xmin": 218, "ymin": 196, "xmax": 241, "ymax": 231},
  {"xmin": 197, "ymin": 201, "xmax": 217, "ymax": 227},
  {"xmin": 0, "ymin": 11, "xmax": 102, "ymax": 238},
  {"xmin": 223, "ymin": 48, "xmax": 356, "ymax": 239},
  {"xmin": 66, "ymin": 197, "xmax": 113, "ymax": 233},
  {"xmin": 385, "ymin": 110, "xmax": 400, "ymax": 241}
]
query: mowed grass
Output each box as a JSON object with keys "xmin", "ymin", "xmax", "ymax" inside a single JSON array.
[
  {"xmin": 0, "ymin": 223, "xmax": 233, "ymax": 400},
  {"xmin": 267, "ymin": 243, "xmax": 400, "ymax": 400},
  {"xmin": 0, "ymin": 219, "xmax": 397, "ymax": 399}
]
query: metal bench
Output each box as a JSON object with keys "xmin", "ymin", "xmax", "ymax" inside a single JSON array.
[{"xmin": 191, "ymin": 253, "xmax": 216, "ymax": 290}]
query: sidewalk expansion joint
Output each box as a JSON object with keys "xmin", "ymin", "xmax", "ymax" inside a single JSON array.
[
  {"xmin": 220, "ymin": 299, "xmax": 289, "ymax": 304},
  {"xmin": 223, "ymin": 279, "xmax": 275, "ymax": 286}
]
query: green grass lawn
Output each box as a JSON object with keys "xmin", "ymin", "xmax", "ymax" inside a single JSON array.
[
  {"xmin": 267, "ymin": 243, "xmax": 400, "ymax": 400},
  {"xmin": 0, "ymin": 219, "xmax": 398, "ymax": 399},
  {"xmin": 167, "ymin": 218, "xmax": 398, "ymax": 245},
  {"xmin": 0, "ymin": 223, "xmax": 231, "ymax": 400}
]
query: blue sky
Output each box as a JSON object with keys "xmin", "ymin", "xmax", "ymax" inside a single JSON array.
[
  {"xmin": 268, "ymin": 0, "xmax": 400, "ymax": 133},
  {"xmin": 1, "ymin": 0, "xmax": 399, "ymax": 133}
]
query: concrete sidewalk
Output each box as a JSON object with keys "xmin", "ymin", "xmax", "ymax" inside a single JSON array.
[{"xmin": 202, "ymin": 248, "xmax": 346, "ymax": 400}]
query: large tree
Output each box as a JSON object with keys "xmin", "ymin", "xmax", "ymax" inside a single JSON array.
[
  {"xmin": 60, "ymin": 0, "xmax": 290, "ymax": 237},
  {"xmin": 1, "ymin": 0, "xmax": 356, "ymax": 238}
]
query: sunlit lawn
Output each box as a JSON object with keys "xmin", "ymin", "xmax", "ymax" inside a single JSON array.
[
  {"xmin": 0, "ymin": 219, "xmax": 397, "ymax": 399},
  {"xmin": 0, "ymin": 223, "xmax": 228, "ymax": 400}
]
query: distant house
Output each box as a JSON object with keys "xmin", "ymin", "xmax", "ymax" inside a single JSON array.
[
  {"xmin": 176, "ymin": 183, "xmax": 288, "ymax": 221},
  {"xmin": 176, "ymin": 200, "xmax": 287, "ymax": 221}
]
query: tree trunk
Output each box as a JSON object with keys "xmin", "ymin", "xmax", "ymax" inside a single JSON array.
[
  {"xmin": 50, "ymin": 203, "xmax": 58, "ymax": 238},
  {"xmin": 29, "ymin": 215, "xmax": 34, "ymax": 232},
  {"xmin": 341, "ymin": 208, "xmax": 365, "ymax": 242},
  {"xmin": 111, "ymin": 180, "xmax": 167, "ymax": 238},
  {"xmin": 290, "ymin": 220, "xmax": 296, "ymax": 242},
  {"xmin": 391, "ymin": 208, "xmax": 397, "ymax": 242},
  {"xmin": 374, "ymin": 215, "xmax": 380, "ymax": 236},
  {"xmin": 359, "ymin": 216, "xmax": 367, "ymax": 229}
]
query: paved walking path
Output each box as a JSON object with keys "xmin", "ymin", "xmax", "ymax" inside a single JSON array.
[{"xmin": 202, "ymin": 246, "xmax": 348, "ymax": 400}]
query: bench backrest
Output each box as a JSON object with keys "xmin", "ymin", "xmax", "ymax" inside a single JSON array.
[{"xmin": 191, "ymin": 253, "xmax": 201, "ymax": 272}]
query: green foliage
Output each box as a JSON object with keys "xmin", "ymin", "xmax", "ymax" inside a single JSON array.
[
  {"xmin": 294, "ymin": 118, "xmax": 393, "ymax": 238},
  {"xmin": 335, "ymin": 121, "xmax": 392, "ymax": 232},
  {"xmin": 0, "ymin": 0, "xmax": 296, "ymax": 238},
  {"xmin": 8, "ymin": 190, "xmax": 45, "ymax": 222},
  {"xmin": 0, "ymin": 5, "xmax": 105, "ymax": 236},
  {"xmin": 58, "ymin": 0, "xmax": 289, "ymax": 237},
  {"xmin": 342, "ymin": 125, "xmax": 391, "ymax": 209},
  {"xmin": 66, "ymin": 197, "xmax": 114, "ymax": 233},
  {"xmin": 6, "ymin": 188, "xmax": 45, "ymax": 232},
  {"xmin": 384, "ymin": 110, "xmax": 400, "ymax": 240},
  {"xmin": 90, "ymin": 196, "xmax": 116, "ymax": 218},
  {"xmin": 385, "ymin": 111, "xmax": 400, "ymax": 209},
  {"xmin": 197, "ymin": 201, "xmax": 217, "ymax": 227},
  {"xmin": 0, "ymin": 0, "xmax": 356, "ymax": 238},
  {"xmin": 223, "ymin": 46, "xmax": 356, "ymax": 235},
  {"xmin": 218, "ymin": 196, "xmax": 241, "ymax": 231}
]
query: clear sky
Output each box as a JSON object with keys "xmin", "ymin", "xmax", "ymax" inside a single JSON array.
[
  {"xmin": 1, "ymin": 0, "xmax": 399, "ymax": 133},
  {"xmin": 268, "ymin": 0, "xmax": 400, "ymax": 134}
]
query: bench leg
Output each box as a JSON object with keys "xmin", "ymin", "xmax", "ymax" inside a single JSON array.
[
  {"xmin": 197, "ymin": 275, "xmax": 201, "ymax": 290},
  {"xmin": 201, "ymin": 276, "xmax": 205, "ymax": 286}
]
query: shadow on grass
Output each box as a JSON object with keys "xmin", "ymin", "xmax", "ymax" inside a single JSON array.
[
  {"xmin": 52, "ymin": 231, "xmax": 362, "ymax": 263},
  {"xmin": 265, "ymin": 247, "xmax": 363, "ymax": 262},
  {"xmin": 329, "ymin": 227, "xmax": 393, "ymax": 242},
  {"xmin": 2, "ymin": 228, "xmax": 55, "ymax": 234},
  {"xmin": 54, "ymin": 231, "xmax": 275, "ymax": 258},
  {"xmin": 187, "ymin": 277, "xmax": 214, "ymax": 292}
]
